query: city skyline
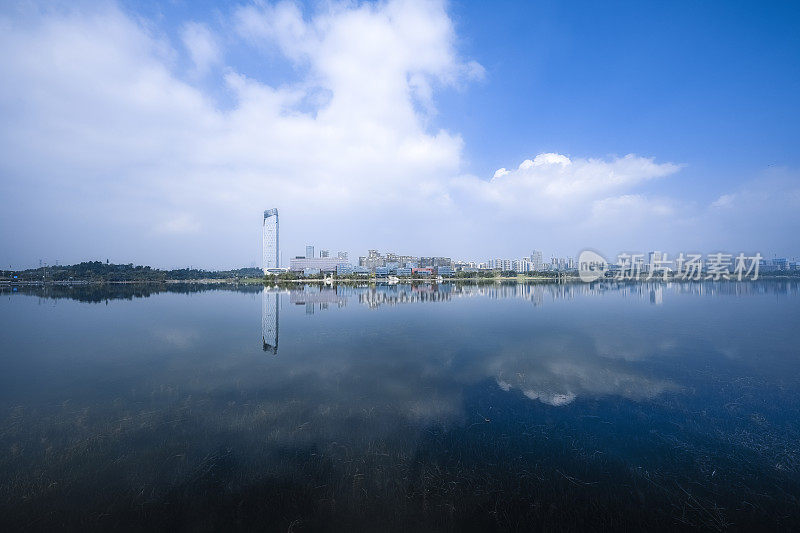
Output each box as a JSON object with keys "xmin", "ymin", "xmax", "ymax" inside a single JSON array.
[{"xmin": 277, "ymin": 212, "xmax": 798, "ymax": 275}]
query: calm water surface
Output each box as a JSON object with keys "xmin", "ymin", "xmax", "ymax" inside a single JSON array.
[{"xmin": 1, "ymin": 282, "xmax": 799, "ymax": 531}]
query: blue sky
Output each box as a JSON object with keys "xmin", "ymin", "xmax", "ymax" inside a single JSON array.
[
  {"xmin": 1, "ymin": 0, "xmax": 799, "ymax": 268},
  {"xmin": 442, "ymin": 1, "xmax": 800, "ymax": 182}
]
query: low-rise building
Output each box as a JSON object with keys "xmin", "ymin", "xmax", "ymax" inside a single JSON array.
[
  {"xmin": 336, "ymin": 263, "xmax": 354, "ymax": 275},
  {"xmin": 437, "ymin": 266, "xmax": 454, "ymax": 277},
  {"xmin": 290, "ymin": 257, "xmax": 341, "ymax": 272}
]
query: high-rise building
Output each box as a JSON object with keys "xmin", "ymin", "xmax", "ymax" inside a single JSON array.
[
  {"xmin": 359, "ymin": 249, "xmax": 386, "ymax": 269},
  {"xmin": 262, "ymin": 209, "xmax": 279, "ymax": 273},
  {"xmin": 530, "ymin": 250, "xmax": 543, "ymax": 271},
  {"xmin": 306, "ymin": 245, "xmax": 315, "ymax": 259},
  {"xmin": 320, "ymin": 250, "xmax": 330, "ymax": 258},
  {"xmin": 337, "ymin": 251, "xmax": 348, "ymax": 261}
]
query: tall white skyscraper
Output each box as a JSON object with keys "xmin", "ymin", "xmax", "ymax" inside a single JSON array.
[
  {"xmin": 306, "ymin": 245, "xmax": 315, "ymax": 259},
  {"xmin": 262, "ymin": 208, "xmax": 279, "ymax": 273}
]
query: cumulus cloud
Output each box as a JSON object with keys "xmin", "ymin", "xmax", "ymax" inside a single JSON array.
[{"xmin": 479, "ymin": 153, "xmax": 680, "ymax": 202}]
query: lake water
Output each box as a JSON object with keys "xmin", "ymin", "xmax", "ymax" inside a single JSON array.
[{"xmin": 1, "ymin": 281, "xmax": 799, "ymax": 531}]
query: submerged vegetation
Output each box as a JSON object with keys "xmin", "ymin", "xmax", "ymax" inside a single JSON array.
[{"xmin": 1, "ymin": 377, "xmax": 798, "ymax": 530}]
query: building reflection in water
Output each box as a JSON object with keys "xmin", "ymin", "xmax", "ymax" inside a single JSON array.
[
  {"xmin": 261, "ymin": 288, "xmax": 279, "ymax": 355},
  {"xmin": 258, "ymin": 280, "xmax": 800, "ymax": 352},
  {"xmin": 289, "ymin": 286, "xmax": 348, "ymax": 314}
]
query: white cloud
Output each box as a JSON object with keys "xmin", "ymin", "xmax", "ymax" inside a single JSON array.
[
  {"xmin": 0, "ymin": 0, "xmax": 476, "ymax": 266},
  {"xmin": 485, "ymin": 153, "xmax": 680, "ymax": 200},
  {"xmin": 181, "ymin": 22, "xmax": 221, "ymax": 76},
  {"xmin": 710, "ymin": 193, "xmax": 734, "ymax": 209},
  {"xmin": 451, "ymin": 153, "xmax": 682, "ymax": 233},
  {"xmin": 492, "ymin": 168, "xmax": 510, "ymax": 179}
]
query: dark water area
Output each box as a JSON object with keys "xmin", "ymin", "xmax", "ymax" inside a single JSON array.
[{"xmin": 1, "ymin": 281, "xmax": 799, "ymax": 531}]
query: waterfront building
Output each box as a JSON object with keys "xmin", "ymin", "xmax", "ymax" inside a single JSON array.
[
  {"xmin": 336, "ymin": 263, "xmax": 354, "ymax": 275},
  {"xmin": 530, "ymin": 250, "xmax": 543, "ymax": 271},
  {"xmin": 772, "ymin": 258, "xmax": 788, "ymax": 270},
  {"xmin": 413, "ymin": 267, "xmax": 433, "ymax": 277},
  {"xmin": 420, "ymin": 257, "xmax": 453, "ymax": 268},
  {"xmin": 396, "ymin": 267, "xmax": 412, "ymax": 277},
  {"xmin": 386, "ymin": 252, "xmax": 419, "ymax": 266},
  {"xmin": 375, "ymin": 266, "xmax": 389, "ymax": 277},
  {"xmin": 359, "ymin": 249, "xmax": 386, "ymax": 269},
  {"xmin": 493, "ymin": 259, "xmax": 512, "ymax": 271},
  {"xmin": 453, "ymin": 260, "xmax": 475, "ymax": 271},
  {"xmin": 262, "ymin": 208, "xmax": 279, "ymax": 274},
  {"xmin": 290, "ymin": 256, "xmax": 341, "ymax": 272},
  {"xmin": 513, "ymin": 259, "xmax": 534, "ymax": 273},
  {"xmin": 437, "ymin": 266, "xmax": 454, "ymax": 277}
]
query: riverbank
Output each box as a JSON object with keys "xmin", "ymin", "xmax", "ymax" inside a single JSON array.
[{"xmin": 4, "ymin": 272, "xmax": 799, "ymax": 287}]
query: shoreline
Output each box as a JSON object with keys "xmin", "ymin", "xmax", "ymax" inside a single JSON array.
[{"xmin": 3, "ymin": 274, "xmax": 799, "ymax": 286}]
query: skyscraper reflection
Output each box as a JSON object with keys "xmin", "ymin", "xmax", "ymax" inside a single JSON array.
[{"xmin": 262, "ymin": 288, "xmax": 279, "ymax": 355}]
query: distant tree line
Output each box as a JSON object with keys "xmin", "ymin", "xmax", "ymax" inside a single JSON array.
[{"xmin": 4, "ymin": 261, "xmax": 264, "ymax": 282}]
